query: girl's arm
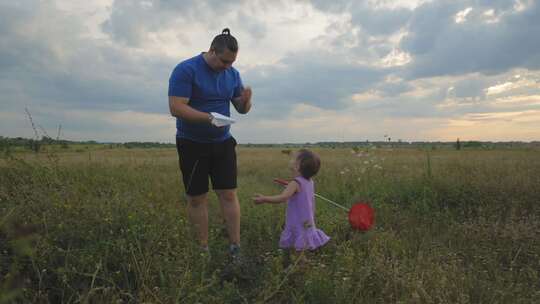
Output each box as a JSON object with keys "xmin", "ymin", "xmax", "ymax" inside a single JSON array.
[{"xmin": 253, "ymin": 181, "xmax": 299, "ymax": 204}]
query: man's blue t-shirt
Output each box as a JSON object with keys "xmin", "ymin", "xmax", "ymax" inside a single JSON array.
[{"xmin": 168, "ymin": 53, "xmax": 243, "ymax": 143}]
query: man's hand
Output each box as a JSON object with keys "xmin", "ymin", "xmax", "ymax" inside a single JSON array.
[
  {"xmin": 169, "ymin": 96, "xmax": 214, "ymax": 124},
  {"xmin": 239, "ymin": 86, "xmax": 252, "ymax": 104},
  {"xmin": 233, "ymin": 86, "xmax": 252, "ymax": 114}
]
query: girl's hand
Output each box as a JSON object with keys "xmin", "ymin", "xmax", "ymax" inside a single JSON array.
[{"xmin": 253, "ymin": 194, "xmax": 267, "ymax": 204}]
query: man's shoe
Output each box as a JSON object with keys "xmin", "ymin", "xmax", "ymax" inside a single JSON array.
[
  {"xmin": 222, "ymin": 244, "xmax": 251, "ymax": 281},
  {"xmin": 229, "ymin": 244, "xmax": 241, "ymax": 260}
]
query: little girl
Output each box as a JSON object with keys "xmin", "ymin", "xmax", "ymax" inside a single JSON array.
[{"xmin": 253, "ymin": 149, "xmax": 330, "ymax": 252}]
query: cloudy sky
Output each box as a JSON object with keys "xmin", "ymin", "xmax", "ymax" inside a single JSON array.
[{"xmin": 1, "ymin": 0, "xmax": 539, "ymax": 143}]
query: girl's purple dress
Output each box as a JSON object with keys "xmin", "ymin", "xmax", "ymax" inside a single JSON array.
[{"xmin": 279, "ymin": 176, "xmax": 330, "ymax": 251}]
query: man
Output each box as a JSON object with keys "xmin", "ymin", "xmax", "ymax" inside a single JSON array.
[{"xmin": 168, "ymin": 28, "xmax": 252, "ymax": 262}]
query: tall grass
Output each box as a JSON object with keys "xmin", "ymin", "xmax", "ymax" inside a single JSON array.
[{"xmin": 1, "ymin": 147, "xmax": 539, "ymax": 303}]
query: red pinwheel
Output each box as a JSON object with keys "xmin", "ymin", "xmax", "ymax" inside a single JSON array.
[{"xmin": 273, "ymin": 178, "xmax": 375, "ymax": 231}]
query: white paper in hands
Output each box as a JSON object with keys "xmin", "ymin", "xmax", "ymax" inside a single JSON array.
[{"xmin": 210, "ymin": 112, "xmax": 236, "ymax": 127}]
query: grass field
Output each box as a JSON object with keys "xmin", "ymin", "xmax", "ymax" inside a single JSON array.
[{"xmin": 1, "ymin": 146, "xmax": 539, "ymax": 303}]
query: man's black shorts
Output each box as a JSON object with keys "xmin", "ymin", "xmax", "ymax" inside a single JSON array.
[{"xmin": 176, "ymin": 137, "xmax": 237, "ymax": 196}]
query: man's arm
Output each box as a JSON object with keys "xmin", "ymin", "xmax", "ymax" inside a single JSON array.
[
  {"xmin": 232, "ymin": 86, "xmax": 252, "ymax": 114},
  {"xmin": 169, "ymin": 96, "xmax": 213, "ymax": 124}
]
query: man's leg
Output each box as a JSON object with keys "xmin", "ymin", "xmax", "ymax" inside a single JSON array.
[
  {"xmin": 216, "ymin": 188, "xmax": 250, "ymax": 281},
  {"xmin": 186, "ymin": 193, "xmax": 209, "ymax": 247},
  {"xmin": 177, "ymin": 137, "xmax": 211, "ymax": 248},
  {"xmin": 215, "ymin": 189, "xmax": 240, "ymax": 245}
]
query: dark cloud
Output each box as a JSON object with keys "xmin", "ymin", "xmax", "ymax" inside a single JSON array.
[
  {"xmin": 244, "ymin": 51, "xmax": 385, "ymax": 116},
  {"xmin": 1, "ymin": 0, "xmax": 539, "ymax": 142},
  {"xmin": 0, "ymin": 1, "xmax": 174, "ymax": 115},
  {"xmin": 310, "ymin": 0, "xmax": 540, "ymax": 83},
  {"xmin": 311, "ymin": 1, "xmax": 413, "ymax": 35},
  {"xmin": 401, "ymin": 0, "xmax": 540, "ymax": 78},
  {"xmin": 102, "ymin": 0, "xmax": 267, "ymax": 47},
  {"xmin": 351, "ymin": 7, "xmax": 412, "ymax": 36},
  {"xmin": 375, "ymin": 79, "xmax": 414, "ymax": 97},
  {"xmin": 451, "ymin": 77, "xmax": 489, "ymax": 100},
  {"xmin": 237, "ymin": 12, "xmax": 267, "ymax": 40},
  {"xmin": 0, "ymin": 2, "xmax": 56, "ymax": 71}
]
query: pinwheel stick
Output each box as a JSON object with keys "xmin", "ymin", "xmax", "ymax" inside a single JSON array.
[{"xmin": 273, "ymin": 178, "xmax": 348, "ymax": 211}]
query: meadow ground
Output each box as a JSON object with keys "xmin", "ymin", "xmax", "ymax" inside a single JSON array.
[{"xmin": 1, "ymin": 146, "xmax": 539, "ymax": 303}]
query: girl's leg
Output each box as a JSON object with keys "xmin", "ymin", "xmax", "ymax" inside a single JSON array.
[
  {"xmin": 291, "ymin": 249, "xmax": 309, "ymax": 269},
  {"xmin": 281, "ymin": 248, "xmax": 292, "ymax": 268}
]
